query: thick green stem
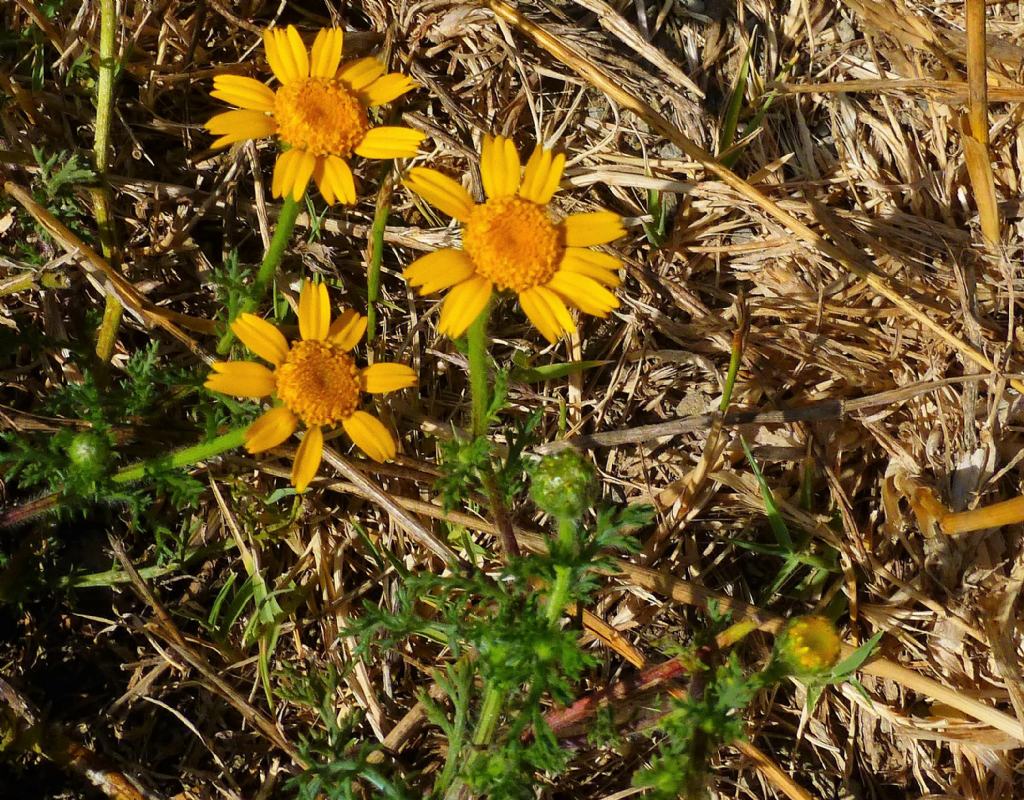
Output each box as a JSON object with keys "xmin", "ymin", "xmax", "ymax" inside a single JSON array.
[
  {"xmin": 92, "ymin": 0, "xmax": 121, "ymax": 361},
  {"xmin": 217, "ymin": 197, "xmax": 301, "ymax": 354},
  {"xmin": 444, "ymin": 682, "xmax": 506, "ymax": 799},
  {"xmin": 112, "ymin": 427, "xmax": 247, "ymax": 484},
  {"xmin": 95, "ymin": 294, "xmax": 121, "ymax": 363},
  {"xmin": 93, "ymin": 0, "xmax": 116, "ymax": 180},
  {"xmin": 472, "ymin": 684, "xmax": 504, "ymax": 748},
  {"xmin": 466, "ymin": 301, "xmax": 492, "ymax": 438},
  {"xmin": 546, "ymin": 517, "xmax": 576, "ymax": 624},
  {"xmin": 464, "ymin": 299, "xmax": 518, "ymax": 559},
  {"xmin": 433, "ymin": 663, "xmax": 470, "ymax": 796}
]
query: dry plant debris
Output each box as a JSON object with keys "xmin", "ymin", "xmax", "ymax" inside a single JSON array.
[{"xmin": 3, "ymin": 0, "xmax": 1024, "ymax": 797}]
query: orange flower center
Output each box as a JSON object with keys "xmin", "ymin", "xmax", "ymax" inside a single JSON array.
[
  {"xmin": 462, "ymin": 197, "xmax": 563, "ymax": 293},
  {"xmin": 274, "ymin": 340, "xmax": 361, "ymax": 426},
  {"xmin": 273, "ymin": 77, "xmax": 369, "ymax": 157}
]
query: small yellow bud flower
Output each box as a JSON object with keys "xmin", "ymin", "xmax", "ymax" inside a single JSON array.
[{"xmin": 777, "ymin": 616, "xmax": 842, "ymax": 677}]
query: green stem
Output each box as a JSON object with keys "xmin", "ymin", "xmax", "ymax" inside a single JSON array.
[
  {"xmin": 433, "ymin": 677, "xmax": 468, "ymax": 795},
  {"xmin": 443, "ymin": 682, "xmax": 506, "ymax": 800},
  {"xmin": 95, "ymin": 294, "xmax": 121, "ymax": 363},
  {"xmin": 366, "ymin": 170, "xmax": 392, "ymax": 343},
  {"xmin": 718, "ymin": 324, "xmax": 743, "ymax": 414},
  {"xmin": 217, "ymin": 196, "xmax": 301, "ymax": 354},
  {"xmin": 447, "ymin": 684, "xmax": 504, "ymax": 800},
  {"xmin": 472, "ymin": 684, "xmax": 504, "ymax": 746},
  {"xmin": 93, "ymin": 0, "xmax": 116, "ymax": 181},
  {"xmin": 92, "ymin": 0, "xmax": 121, "ymax": 362},
  {"xmin": 0, "ymin": 427, "xmax": 249, "ymax": 528},
  {"xmin": 466, "ymin": 300, "xmax": 492, "ymax": 438},
  {"xmin": 464, "ymin": 299, "xmax": 519, "ymax": 560},
  {"xmin": 546, "ymin": 517, "xmax": 576, "ymax": 624},
  {"xmin": 112, "ymin": 427, "xmax": 247, "ymax": 484}
]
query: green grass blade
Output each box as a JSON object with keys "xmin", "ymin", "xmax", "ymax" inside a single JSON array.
[
  {"xmin": 740, "ymin": 437, "xmax": 793, "ymax": 550},
  {"xmin": 718, "ymin": 43, "xmax": 752, "ymax": 161}
]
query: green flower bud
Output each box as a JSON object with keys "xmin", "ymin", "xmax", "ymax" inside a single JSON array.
[
  {"xmin": 65, "ymin": 430, "xmax": 112, "ymax": 478},
  {"xmin": 529, "ymin": 450, "xmax": 597, "ymax": 519},
  {"xmin": 776, "ymin": 615, "xmax": 842, "ymax": 677}
]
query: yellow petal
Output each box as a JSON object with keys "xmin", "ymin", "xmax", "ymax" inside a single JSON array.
[
  {"xmin": 355, "ymin": 126, "xmax": 425, "ymax": 160},
  {"xmin": 338, "ymin": 56, "xmax": 386, "ymax": 91},
  {"xmin": 264, "ymin": 27, "xmax": 304, "ymax": 84},
  {"xmin": 288, "ymin": 151, "xmax": 317, "ymax": 202},
  {"xmin": 313, "ymin": 154, "xmax": 356, "ymax": 204},
  {"xmin": 547, "ymin": 271, "xmax": 620, "ymax": 316},
  {"xmin": 342, "ymin": 410, "xmax": 396, "ymax": 462},
  {"xmin": 204, "ymin": 361, "xmax": 276, "ymax": 398},
  {"xmin": 309, "ymin": 28, "xmax": 343, "ymax": 79},
  {"xmin": 559, "ymin": 248, "xmax": 622, "ymax": 287},
  {"xmin": 437, "ymin": 276, "xmax": 492, "ymax": 339},
  {"xmin": 328, "ymin": 309, "xmax": 368, "ymax": 350},
  {"xmin": 291, "ymin": 425, "xmax": 323, "ymax": 491},
  {"xmin": 361, "ymin": 73, "xmax": 417, "ymax": 106},
  {"xmin": 211, "ymin": 75, "xmax": 275, "ymax": 111},
  {"xmin": 404, "ymin": 167, "xmax": 475, "ymax": 222},
  {"xmin": 361, "ymin": 363, "xmax": 417, "ymax": 394},
  {"xmin": 562, "ymin": 211, "xmax": 625, "ymax": 247},
  {"xmin": 519, "ymin": 145, "xmax": 565, "ymax": 205},
  {"xmin": 245, "ymin": 406, "xmax": 298, "ymax": 453},
  {"xmin": 206, "ymin": 109, "xmax": 276, "ymax": 148},
  {"xmin": 298, "ymin": 279, "xmax": 331, "ymax": 341},
  {"xmin": 480, "ymin": 135, "xmax": 521, "ymax": 199},
  {"xmin": 231, "ymin": 313, "xmax": 290, "ymax": 365},
  {"xmin": 404, "ymin": 249, "xmax": 476, "ymax": 295},
  {"xmin": 272, "ymin": 149, "xmax": 316, "ymax": 201},
  {"xmin": 285, "ymin": 25, "xmax": 310, "ymax": 80},
  {"xmin": 534, "ymin": 285, "xmax": 576, "ymax": 338},
  {"xmin": 518, "ymin": 288, "xmax": 557, "ymax": 343},
  {"xmin": 262, "ymin": 29, "xmax": 287, "ymax": 84},
  {"xmin": 518, "ymin": 286, "xmax": 575, "ymax": 343}
]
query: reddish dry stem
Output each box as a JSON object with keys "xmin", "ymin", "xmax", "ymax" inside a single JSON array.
[{"xmin": 537, "ymin": 652, "xmax": 706, "ymax": 740}]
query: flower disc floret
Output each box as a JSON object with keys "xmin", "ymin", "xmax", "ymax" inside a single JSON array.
[
  {"xmin": 274, "ymin": 78, "xmax": 369, "ymax": 157},
  {"xmin": 274, "ymin": 339, "xmax": 361, "ymax": 426},
  {"xmin": 462, "ymin": 196, "xmax": 563, "ymax": 292}
]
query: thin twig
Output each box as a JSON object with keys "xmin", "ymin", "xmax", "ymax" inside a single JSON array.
[
  {"xmin": 107, "ymin": 536, "xmax": 306, "ymax": 765},
  {"xmin": 537, "ymin": 374, "xmax": 1012, "ymax": 454}
]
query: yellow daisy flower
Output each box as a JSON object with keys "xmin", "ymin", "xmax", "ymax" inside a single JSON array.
[
  {"xmin": 206, "ymin": 25, "xmax": 425, "ymax": 203},
  {"xmin": 402, "ymin": 136, "xmax": 626, "ymax": 343},
  {"xmin": 205, "ymin": 280, "xmax": 416, "ymax": 491}
]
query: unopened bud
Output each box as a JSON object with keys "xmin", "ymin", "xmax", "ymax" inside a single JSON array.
[{"xmin": 529, "ymin": 450, "xmax": 597, "ymax": 519}]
